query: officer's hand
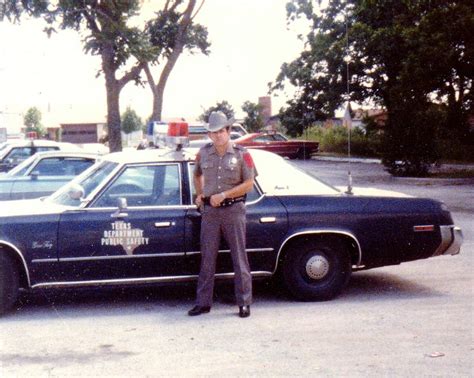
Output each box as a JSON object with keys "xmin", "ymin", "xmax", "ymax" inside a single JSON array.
[
  {"xmin": 210, "ymin": 193, "xmax": 224, "ymax": 207},
  {"xmin": 195, "ymin": 194, "xmax": 203, "ymax": 207}
]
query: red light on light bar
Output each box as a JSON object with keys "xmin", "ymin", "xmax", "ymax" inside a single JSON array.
[
  {"xmin": 26, "ymin": 131, "xmax": 38, "ymax": 139},
  {"xmin": 168, "ymin": 122, "xmax": 189, "ymax": 137}
]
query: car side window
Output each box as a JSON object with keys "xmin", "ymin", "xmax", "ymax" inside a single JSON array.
[
  {"xmin": 33, "ymin": 157, "xmax": 95, "ymax": 176},
  {"xmin": 253, "ymin": 135, "xmax": 273, "ymax": 142},
  {"xmin": 36, "ymin": 147, "xmax": 60, "ymax": 153},
  {"xmin": 93, "ymin": 164, "xmax": 181, "ymax": 208},
  {"xmin": 273, "ymin": 134, "xmax": 287, "ymax": 141}
]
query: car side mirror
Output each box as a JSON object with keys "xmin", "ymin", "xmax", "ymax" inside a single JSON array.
[
  {"xmin": 112, "ymin": 197, "xmax": 128, "ymax": 218},
  {"xmin": 117, "ymin": 197, "xmax": 127, "ymax": 211},
  {"xmin": 68, "ymin": 183, "xmax": 85, "ymax": 200},
  {"xmin": 31, "ymin": 171, "xmax": 39, "ymax": 180}
]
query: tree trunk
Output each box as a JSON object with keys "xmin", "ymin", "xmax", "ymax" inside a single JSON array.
[
  {"xmin": 105, "ymin": 79, "xmax": 122, "ymax": 152},
  {"xmin": 147, "ymin": 0, "xmax": 196, "ymax": 122},
  {"xmin": 102, "ymin": 46, "xmax": 122, "ymax": 153}
]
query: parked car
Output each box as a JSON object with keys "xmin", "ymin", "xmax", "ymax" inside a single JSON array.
[
  {"xmin": 235, "ymin": 132, "xmax": 319, "ymax": 159},
  {"xmin": 0, "ymin": 140, "xmax": 82, "ymax": 173},
  {"xmin": 0, "ymin": 151, "xmax": 98, "ymax": 200},
  {"xmin": 0, "ymin": 147, "xmax": 462, "ymax": 315},
  {"xmin": 188, "ymin": 123, "xmax": 247, "ymax": 141},
  {"xmin": 188, "ymin": 132, "xmax": 242, "ymax": 149}
]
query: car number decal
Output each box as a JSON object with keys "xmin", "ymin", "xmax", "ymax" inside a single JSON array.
[{"xmin": 101, "ymin": 221, "xmax": 149, "ymax": 255}]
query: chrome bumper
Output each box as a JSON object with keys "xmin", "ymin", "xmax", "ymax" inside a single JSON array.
[{"xmin": 433, "ymin": 226, "xmax": 463, "ymax": 256}]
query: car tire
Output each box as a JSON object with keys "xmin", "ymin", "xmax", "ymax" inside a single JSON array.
[
  {"xmin": 283, "ymin": 240, "xmax": 351, "ymax": 301},
  {"xmin": 297, "ymin": 148, "xmax": 311, "ymax": 160},
  {"xmin": 0, "ymin": 252, "xmax": 20, "ymax": 315}
]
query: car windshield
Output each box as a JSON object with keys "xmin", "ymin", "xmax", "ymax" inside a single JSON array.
[
  {"xmin": 0, "ymin": 144, "xmax": 12, "ymax": 159},
  {"xmin": 47, "ymin": 160, "xmax": 118, "ymax": 206}
]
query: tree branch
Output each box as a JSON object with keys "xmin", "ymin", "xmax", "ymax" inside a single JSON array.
[
  {"xmin": 118, "ymin": 62, "xmax": 145, "ymax": 90},
  {"xmin": 191, "ymin": 0, "xmax": 205, "ymax": 21},
  {"xmin": 143, "ymin": 62, "xmax": 157, "ymax": 92}
]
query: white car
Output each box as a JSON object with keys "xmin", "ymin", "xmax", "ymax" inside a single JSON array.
[
  {"xmin": 0, "ymin": 151, "xmax": 98, "ymax": 200},
  {"xmin": 0, "ymin": 140, "xmax": 82, "ymax": 173}
]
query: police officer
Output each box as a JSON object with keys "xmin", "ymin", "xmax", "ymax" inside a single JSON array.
[{"xmin": 188, "ymin": 111, "xmax": 256, "ymax": 318}]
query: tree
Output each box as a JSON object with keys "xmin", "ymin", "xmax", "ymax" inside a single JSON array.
[
  {"xmin": 241, "ymin": 101, "xmax": 264, "ymax": 132},
  {"xmin": 4, "ymin": 1, "xmax": 155, "ymax": 152},
  {"xmin": 121, "ymin": 107, "xmax": 143, "ymax": 134},
  {"xmin": 272, "ymin": 0, "xmax": 473, "ymax": 175},
  {"xmin": 199, "ymin": 101, "xmax": 235, "ymax": 123},
  {"xmin": 23, "ymin": 107, "xmax": 44, "ymax": 136},
  {"xmin": 143, "ymin": 0, "xmax": 210, "ymax": 122}
]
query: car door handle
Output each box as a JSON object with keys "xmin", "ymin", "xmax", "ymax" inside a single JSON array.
[
  {"xmin": 111, "ymin": 211, "xmax": 128, "ymax": 218},
  {"xmin": 154, "ymin": 221, "xmax": 174, "ymax": 228},
  {"xmin": 260, "ymin": 217, "xmax": 276, "ymax": 223}
]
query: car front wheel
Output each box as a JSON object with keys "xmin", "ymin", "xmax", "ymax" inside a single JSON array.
[
  {"xmin": 283, "ymin": 240, "xmax": 351, "ymax": 301},
  {"xmin": 297, "ymin": 147, "xmax": 311, "ymax": 160},
  {"xmin": 0, "ymin": 252, "xmax": 20, "ymax": 315}
]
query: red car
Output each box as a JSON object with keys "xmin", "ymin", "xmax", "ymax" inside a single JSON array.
[{"xmin": 235, "ymin": 132, "xmax": 319, "ymax": 159}]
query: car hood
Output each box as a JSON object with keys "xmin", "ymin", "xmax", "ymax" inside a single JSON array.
[
  {"xmin": 0, "ymin": 198, "xmax": 67, "ymax": 218},
  {"xmin": 336, "ymin": 186, "xmax": 412, "ymax": 197}
]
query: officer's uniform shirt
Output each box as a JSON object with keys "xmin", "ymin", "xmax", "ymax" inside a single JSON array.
[{"xmin": 194, "ymin": 142, "xmax": 257, "ymax": 197}]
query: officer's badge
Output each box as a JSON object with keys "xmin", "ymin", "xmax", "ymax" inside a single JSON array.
[{"xmin": 230, "ymin": 157, "xmax": 238, "ymax": 166}]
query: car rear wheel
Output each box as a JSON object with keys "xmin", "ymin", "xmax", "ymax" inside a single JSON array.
[
  {"xmin": 283, "ymin": 240, "xmax": 351, "ymax": 301},
  {"xmin": 0, "ymin": 252, "xmax": 20, "ymax": 315}
]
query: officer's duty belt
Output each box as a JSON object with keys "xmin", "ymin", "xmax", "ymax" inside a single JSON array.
[{"xmin": 202, "ymin": 195, "xmax": 246, "ymax": 208}]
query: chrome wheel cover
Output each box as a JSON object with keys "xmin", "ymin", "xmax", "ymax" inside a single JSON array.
[{"xmin": 305, "ymin": 255, "xmax": 330, "ymax": 280}]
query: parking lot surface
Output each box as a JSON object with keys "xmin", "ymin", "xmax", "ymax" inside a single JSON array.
[{"xmin": 0, "ymin": 158, "xmax": 472, "ymax": 377}]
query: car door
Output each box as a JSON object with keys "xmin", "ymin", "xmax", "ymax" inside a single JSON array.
[
  {"xmin": 57, "ymin": 162, "xmax": 187, "ymax": 282},
  {"xmin": 184, "ymin": 162, "xmax": 289, "ymax": 276},
  {"xmin": 272, "ymin": 133, "xmax": 299, "ymax": 156}
]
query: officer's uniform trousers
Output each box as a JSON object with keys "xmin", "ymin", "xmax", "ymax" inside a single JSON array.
[{"xmin": 196, "ymin": 201, "xmax": 252, "ymax": 307}]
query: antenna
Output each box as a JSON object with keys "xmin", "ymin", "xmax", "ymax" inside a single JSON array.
[{"xmin": 344, "ymin": 9, "xmax": 353, "ymax": 195}]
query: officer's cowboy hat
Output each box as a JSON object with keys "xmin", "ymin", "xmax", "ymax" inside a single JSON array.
[{"xmin": 205, "ymin": 111, "xmax": 235, "ymax": 132}]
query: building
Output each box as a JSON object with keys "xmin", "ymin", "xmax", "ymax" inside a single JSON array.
[{"xmin": 60, "ymin": 122, "xmax": 106, "ymax": 143}]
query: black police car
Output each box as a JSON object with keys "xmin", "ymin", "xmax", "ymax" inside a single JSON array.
[{"xmin": 0, "ymin": 143, "xmax": 463, "ymax": 315}]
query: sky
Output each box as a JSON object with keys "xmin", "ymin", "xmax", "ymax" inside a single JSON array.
[{"xmin": 0, "ymin": 0, "xmax": 310, "ymax": 133}]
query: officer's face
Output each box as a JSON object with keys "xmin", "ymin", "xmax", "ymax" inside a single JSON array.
[{"xmin": 208, "ymin": 127, "xmax": 230, "ymax": 147}]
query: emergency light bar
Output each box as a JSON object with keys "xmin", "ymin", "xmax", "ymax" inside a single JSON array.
[{"xmin": 146, "ymin": 121, "xmax": 190, "ymax": 150}]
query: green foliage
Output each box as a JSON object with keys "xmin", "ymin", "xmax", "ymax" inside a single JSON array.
[
  {"xmin": 305, "ymin": 125, "xmax": 381, "ymax": 157},
  {"xmin": 146, "ymin": 9, "xmax": 210, "ymax": 60},
  {"xmin": 23, "ymin": 106, "xmax": 44, "ymax": 136},
  {"xmin": 381, "ymin": 99, "xmax": 442, "ymax": 176},
  {"xmin": 121, "ymin": 107, "xmax": 143, "ymax": 134},
  {"xmin": 199, "ymin": 101, "xmax": 235, "ymax": 123},
  {"xmin": 274, "ymin": 0, "xmax": 473, "ymax": 175},
  {"xmin": 241, "ymin": 101, "xmax": 264, "ymax": 132}
]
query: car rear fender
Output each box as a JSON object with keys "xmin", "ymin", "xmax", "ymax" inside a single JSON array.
[
  {"xmin": 0, "ymin": 241, "xmax": 30, "ymax": 289},
  {"xmin": 274, "ymin": 230, "xmax": 363, "ymax": 273}
]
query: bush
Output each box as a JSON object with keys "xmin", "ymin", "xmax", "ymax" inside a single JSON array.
[
  {"xmin": 437, "ymin": 138, "xmax": 474, "ymax": 162},
  {"xmin": 302, "ymin": 126, "xmax": 382, "ymax": 157}
]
